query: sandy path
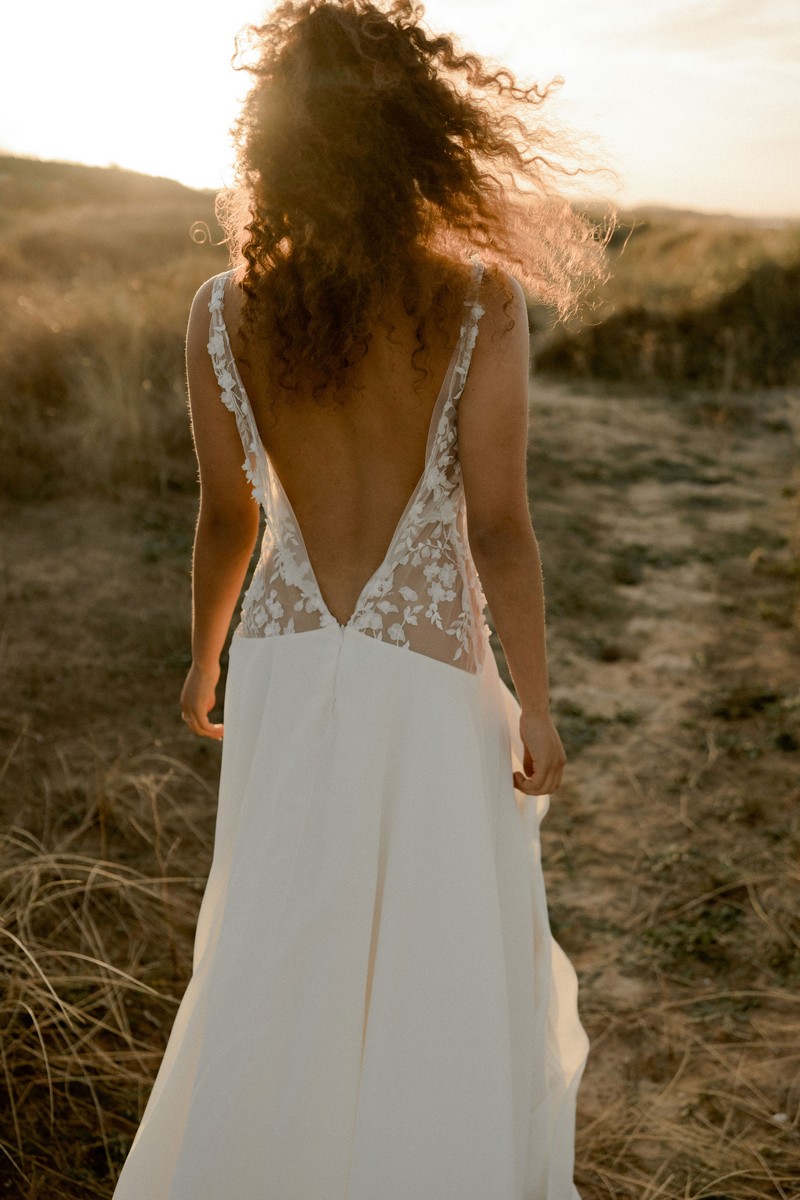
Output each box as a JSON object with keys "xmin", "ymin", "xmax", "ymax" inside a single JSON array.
[{"xmin": 1, "ymin": 378, "xmax": 798, "ymax": 1195}]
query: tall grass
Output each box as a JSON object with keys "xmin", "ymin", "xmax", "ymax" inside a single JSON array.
[
  {"xmin": 2, "ymin": 265, "xmax": 211, "ymax": 498},
  {"xmin": 0, "ymin": 156, "xmax": 228, "ymax": 499},
  {"xmin": 536, "ymin": 255, "xmax": 800, "ymax": 392},
  {"xmin": 532, "ymin": 210, "xmax": 800, "ymax": 392},
  {"xmin": 1, "ymin": 742, "xmax": 216, "ymax": 1194}
]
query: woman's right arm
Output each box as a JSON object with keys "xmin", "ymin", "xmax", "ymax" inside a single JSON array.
[{"xmin": 458, "ymin": 270, "xmax": 566, "ymax": 796}]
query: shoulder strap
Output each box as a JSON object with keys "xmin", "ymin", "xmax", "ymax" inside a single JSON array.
[
  {"xmin": 466, "ymin": 255, "xmax": 486, "ymax": 328},
  {"xmin": 451, "ymin": 256, "xmax": 486, "ymax": 401},
  {"xmin": 206, "ymin": 271, "xmax": 268, "ymax": 510},
  {"xmin": 207, "ymin": 271, "xmax": 238, "ymax": 414},
  {"xmin": 209, "ymin": 270, "xmax": 228, "ymax": 309}
]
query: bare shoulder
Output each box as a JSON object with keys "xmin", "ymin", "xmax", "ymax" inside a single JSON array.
[
  {"xmin": 185, "ymin": 270, "xmax": 236, "ymax": 360},
  {"xmin": 458, "ymin": 261, "xmax": 532, "ymax": 534},
  {"xmin": 189, "ymin": 271, "xmax": 231, "ymax": 318},
  {"xmin": 475, "ymin": 263, "xmax": 528, "ymax": 355},
  {"xmin": 184, "ymin": 276, "xmax": 220, "ymax": 384}
]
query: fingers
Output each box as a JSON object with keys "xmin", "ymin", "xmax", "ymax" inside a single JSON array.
[
  {"xmin": 513, "ymin": 762, "xmax": 564, "ymax": 796},
  {"xmin": 181, "ymin": 709, "xmax": 224, "ymax": 741},
  {"xmin": 513, "ymin": 772, "xmax": 548, "ymax": 796},
  {"xmin": 515, "ymin": 717, "xmax": 566, "ymax": 795},
  {"xmin": 180, "ymin": 662, "xmax": 223, "ymax": 741}
]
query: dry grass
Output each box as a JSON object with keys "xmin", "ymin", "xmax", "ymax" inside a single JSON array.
[
  {"xmin": 0, "ymin": 155, "xmax": 228, "ymax": 499},
  {"xmin": 533, "ymin": 209, "xmax": 800, "ymax": 393},
  {"xmin": 1, "ymin": 155, "xmax": 799, "ymax": 1198},
  {"xmin": 0, "ymin": 748, "xmax": 215, "ymax": 1193}
]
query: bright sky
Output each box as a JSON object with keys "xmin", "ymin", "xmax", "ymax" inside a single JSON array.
[{"xmin": 1, "ymin": 0, "xmax": 798, "ymax": 218}]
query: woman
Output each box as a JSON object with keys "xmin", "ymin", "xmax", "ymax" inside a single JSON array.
[{"xmin": 112, "ymin": 1, "xmax": 612, "ymax": 1196}]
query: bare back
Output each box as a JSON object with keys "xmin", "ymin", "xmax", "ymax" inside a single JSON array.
[
  {"xmin": 206, "ymin": 256, "xmax": 491, "ymax": 671},
  {"xmin": 220, "ymin": 259, "xmax": 477, "ymax": 624}
]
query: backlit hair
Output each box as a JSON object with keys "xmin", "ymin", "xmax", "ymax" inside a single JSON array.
[{"xmin": 217, "ymin": 0, "xmax": 617, "ymax": 398}]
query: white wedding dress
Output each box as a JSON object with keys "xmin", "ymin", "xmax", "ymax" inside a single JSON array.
[{"xmin": 111, "ymin": 258, "xmax": 588, "ymax": 1200}]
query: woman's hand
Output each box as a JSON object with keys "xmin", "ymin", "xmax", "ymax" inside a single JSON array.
[
  {"xmin": 180, "ymin": 661, "xmax": 224, "ymax": 740},
  {"xmin": 513, "ymin": 710, "xmax": 566, "ymax": 796}
]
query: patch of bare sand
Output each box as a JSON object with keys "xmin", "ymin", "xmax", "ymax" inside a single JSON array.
[
  {"xmin": 526, "ymin": 378, "xmax": 800, "ymax": 1195},
  {"xmin": 0, "ymin": 492, "xmax": 225, "ymax": 873}
]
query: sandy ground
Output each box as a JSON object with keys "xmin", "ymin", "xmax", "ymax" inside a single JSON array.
[{"xmin": 2, "ymin": 375, "xmax": 798, "ymax": 1194}]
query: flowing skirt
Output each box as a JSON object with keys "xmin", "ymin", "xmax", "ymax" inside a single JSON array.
[{"xmin": 112, "ymin": 625, "xmax": 588, "ymax": 1199}]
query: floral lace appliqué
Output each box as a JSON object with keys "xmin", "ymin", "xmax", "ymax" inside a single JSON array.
[{"xmin": 207, "ymin": 260, "xmax": 492, "ymax": 673}]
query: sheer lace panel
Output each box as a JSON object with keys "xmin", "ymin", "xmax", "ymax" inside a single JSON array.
[{"xmin": 207, "ymin": 258, "xmax": 491, "ymax": 673}]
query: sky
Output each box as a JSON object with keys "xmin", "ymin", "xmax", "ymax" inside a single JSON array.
[{"xmin": 1, "ymin": 0, "xmax": 798, "ymax": 218}]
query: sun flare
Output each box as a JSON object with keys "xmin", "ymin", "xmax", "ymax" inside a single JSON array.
[{"xmin": 1, "ymin": 0, "xmax": 797, "ymax": 216}]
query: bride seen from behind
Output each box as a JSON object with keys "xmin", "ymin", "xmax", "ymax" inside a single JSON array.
[{"xmin": 113, "ymin": 2, "xmax": 618, "ymax": 1196}]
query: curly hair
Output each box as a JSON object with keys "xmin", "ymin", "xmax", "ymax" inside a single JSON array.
[{"xmin": 217, "ymin": 0, "xmax": 617, "ymax": 399}]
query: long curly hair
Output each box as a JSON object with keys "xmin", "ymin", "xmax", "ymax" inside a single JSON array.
[{"xmin": 218, "ymin": 0, "xmax": 617, "ymax": 399}]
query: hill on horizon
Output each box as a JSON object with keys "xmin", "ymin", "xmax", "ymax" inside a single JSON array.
[
  {"xmin": 2, "ymin": 151, "xmax": 797, "ymax": 229},
  {"xmin": 0, "ymin": 153, "xmax": 214, "ymax": 219},
  {"xmin": 1, "ymin": 149, "xmax": 798, "ymax": 498}
]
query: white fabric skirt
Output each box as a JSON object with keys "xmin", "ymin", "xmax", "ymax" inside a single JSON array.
[{"xmin": 112, "ymin": 626, "xmax": 588, "ymax": 1199}]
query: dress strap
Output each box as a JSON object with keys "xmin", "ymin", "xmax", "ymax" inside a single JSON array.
[
  {"xmin": 207, "ymin": 271, "xmax": 239, "ymax": 418},
  {"xmin": 451, "ymin": 257, "xmax": 486, "ymax": 404},
  {"xmin": 206, "ymin": 270, "xmax": 268, "ymax": 510}
]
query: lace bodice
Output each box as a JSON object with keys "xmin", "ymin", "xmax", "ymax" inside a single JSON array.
[{"xmin": 207, "ymin": 258, "xmax": 491, "ymax": 673}]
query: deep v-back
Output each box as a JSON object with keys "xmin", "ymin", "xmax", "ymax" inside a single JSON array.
[
  {"xmin": 207, "ymin": 255, "xmax": 493, "ymax": 670},
  {"xmin": 213, "ymin": 273, "xmax": 470, "ymax": 625}
]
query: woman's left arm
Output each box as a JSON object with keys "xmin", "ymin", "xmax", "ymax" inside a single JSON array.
[{"xmin": 180, "ymin": 277, "xmax": 261, "ymax": 740}]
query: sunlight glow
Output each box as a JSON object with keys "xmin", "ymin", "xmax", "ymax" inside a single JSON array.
[{"xmin": 1, "ymin": 0, "xmax": 798, "ymax": 216}]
